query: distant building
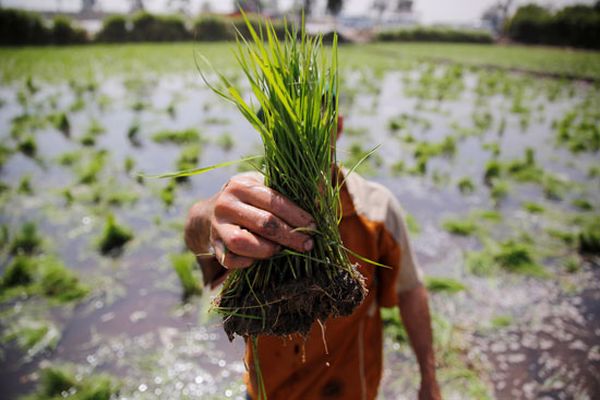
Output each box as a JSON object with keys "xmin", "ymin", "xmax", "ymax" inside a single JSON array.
[{"xmin": 372, "ymin": 0, "xmax": 417, "ymax": 28}]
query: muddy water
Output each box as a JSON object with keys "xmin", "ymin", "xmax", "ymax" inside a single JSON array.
[{"xmin": 1, "ymin": 66, "xmax": 599, "ymax": 399}]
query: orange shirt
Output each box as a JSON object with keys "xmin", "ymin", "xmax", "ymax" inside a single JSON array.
[{"xmin": 244, "ymin": 172, "xmax": 423, "ymax": 400}]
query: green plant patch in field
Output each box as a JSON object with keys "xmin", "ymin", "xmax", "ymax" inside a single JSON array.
[
  {"xmin": 10, "ymin": 221, "xmax": 43, "ymax": 255},
  {"xmin": 493, "ymin": 240, "xmax": 548, "ymax": 277},
  {"xmin": 77, "ymin": 150, "xmax": 107, "ymax": 184},
  {"xmin": 490, "ymin": 315, "xmax": 513, "ymax": 329},
  {"xmin": 170, "ymin": 253, "xmax": 202, "ymax": 300},
  {"xmin": 151, "ymin": 128, "xmax": 200, "ymax": 145},
  {"xmin": 1, "ymin": 319, "xmax": 60, "ymax": 357},
  {"xmin": 522, "ymin": 201, "xmax": 545, "ymax": 214},
  {"xmin": 442, "ymin": 218, "xmax": 478, "ymax": 236},
  {"xmin": 457, "ymin": 177, "xmax": 475, "ymax": 194},
  {"xmin": 381, "ymin": 306, "xmax": 408, "ymax": 343},
  {"xmin": 578, "ymin": 215, "xmax": 600, "ymax": 255},
  {"xmin": 215, "ymin": 132, "xmax": 235, "ymax": 151},
  {"xmin": 39, "ymin": 257, "xmax": 89, "ymax": 302},
  {"xmin": 97, "ymin": 214, "xmax": 133, "ymax": 255},
  {"xmin": 2, "ymin": 255, "xmax": 35, "ymax": 288},
  {"xmin": 425, "ymin": 277, "xmax": 467, "ymax": 293},
  {"xmin": 24, "ymin": 364, "xmax": 119, "ymax": 400}
]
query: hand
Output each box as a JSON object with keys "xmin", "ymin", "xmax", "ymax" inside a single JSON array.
[
  {"xmin": 418, "ymin": 377, "xmax": 441, "ymax": 400},
  {"xmin": 186, "ymin": 174, "xmax": 315, "ymax": 269}
]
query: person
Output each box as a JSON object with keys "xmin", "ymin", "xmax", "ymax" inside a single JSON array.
[{"xmin": 184, "ymin": 113, "xmax": 442, "ymax": 400}]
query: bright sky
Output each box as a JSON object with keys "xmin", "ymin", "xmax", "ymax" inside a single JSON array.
[{"xmin": 3, "ymin": 0, "xmax": 596, "ymax": 24}]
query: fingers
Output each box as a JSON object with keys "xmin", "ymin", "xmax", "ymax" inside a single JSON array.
[
  {"xmin": 212, "ymin": 238, "xmax": 255, "ymax": 269},
  {"xmin": 228, "ymin": 177, "xmax": 315, "ymax": 230},
  {"xmin": 215, "ymin": 222, "xmax": 281, "ymax": 259},
  {"xmin": 216, "ymin": 201, "xmax": 313, "ymax": 253}
]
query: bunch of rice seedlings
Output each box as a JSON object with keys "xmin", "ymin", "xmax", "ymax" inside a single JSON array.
[{"xmin": 201, "ymin": 15, "xmax": 366, "ymax": 340}]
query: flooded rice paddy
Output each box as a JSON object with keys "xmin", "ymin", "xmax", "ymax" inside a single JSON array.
[{"xmin": 0, "ymin": 50, "xmax": 599, "ymax": 399}]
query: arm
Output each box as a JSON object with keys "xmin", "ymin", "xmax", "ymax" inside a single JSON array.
[
  {"xmin": 184, "ymin": 174, "xmax": 315, "ymax": 288},
  {"xmin": 397, "ymin": 284, "xmax": 441, "ymax": 400}
]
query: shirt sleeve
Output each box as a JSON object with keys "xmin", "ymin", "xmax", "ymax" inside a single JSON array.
[{"xmin": 376, "ymin": 194, "xmax": 424, "ymax": 308}]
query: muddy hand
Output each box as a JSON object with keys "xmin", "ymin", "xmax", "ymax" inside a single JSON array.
[{"xmin": 207, "ymin": 174, "xmax": 316, "ymax": 269}]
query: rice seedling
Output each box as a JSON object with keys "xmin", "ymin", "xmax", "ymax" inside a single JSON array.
[
  {"xmin": 522, "ymin": 201, "xmax": 545, "ymax": 214},
  {"xmin": 466, "ymin": 249, "xmax": 495, "ymax": 276},
  {"xmin": 442, "ymin": 218, "xmax": 477, "ymax": 236},
  {"xmin": 345, "ymin": 141, "xmax": 383, "ymax": 176},
  {"xmin": 124, "ymin": 156, "xmax": 135, "ymax": 174},
  {"xmin": 26, "ymin": 364, "xmax": 119, "ymax": 400},
  {"xmin": 170, "ymin": 253, "xmax": 202, "ymax": 300},
  {"xmin": 490, "ymin": 315, "xmax": 512, "ymax": 329},
  {"xmin": 1, "ymin": 256, "xmax": 35, "ymax": 288},
  {"xmin": 10, "ymin": 222, "xmax": 42, "ymax": 255},
  {"xmin": 0, "ymin": 144, "xmax": 12, "ymax": 169},
  {"xmin": 39, "ymin": 256, "xmax": 89, "ymax": 302},
  {"xmin": 56, "ymin": 151, "xmax": 81, "ymax": 166},
  {"xmin": 405, "ymin": 212, "xmax": 421, "ymax": 235},
  {"xmin": 483, "ymin": 159, "xmax": 501, "ymax": 185},
  {"xmin": 546, "ymin": 227, "xmax": 577, "ymax": 246},
  {"xmin": 490, "ymin": 179, "xmax": 510, "ymax": 203},
  {"xmin": 151, "ymin": 128, "xmax": 200, "ymax": 145},
  {"xmin": 457, "ymin": 177, "xmax": 475, "ymax": 194},
  {"xmin": 130, "ymin": 99, "xmax": 148, "ymax": 112},
  {"xmin": 571, "ymin": 198, "xmax": 593, "ymax": 211},
  {"xmin": 193, "ymin": 14, "xmax": 367, "ymax": 342},
  {"xmin": 216, "ymin": 132, "xmax": 235, "ymax": 151},
  {"xmin": 541, "ymin": 173, "xmax": 569, "ymax": 200},
  {"xmin": 17, "ymin": 174, "xmax": 33, "ymax": 195},
  {"xmin": 578, "ymin": 216, "xmax": 600, "ymax": 255},
  {"xmin": 588, "ymin": 165, "xmax": 600, "ymax": 178},
  {"xmin": 494, "ymin": 240, "xmax": 548, "ymax": 277},
  {"xmin": 563, "ymin": 255, "xmax": 581, "ymax": 273},
  {"xmin": 160, "ymin": 180, "xmax": 176, "ymax": 207},
  {"xmin": 127, "ymin": 120, "xmax": 141, "ymax": 147},
  {"xmin": 0, "ymin": 224, "xmax": 8, "ymax": 250},
  {"xmin": 77, "ymin": 150, "xmax": 107, "ymax": 184},
  {"xmin": 175, "ymin": 144, "xmax": 201, "ymax": 181},
  {"xmin": 425, "ymin": 277, "xmax": 466, "ymax": 294},
  {"xmin": 390, "ymin": 160, "xmax": 405, "ymax": 176},
  {"xmin": 205, "ymin": 116, "xmax": 230, "ymax": 125},
  {"xmin": 49, "ymin": 111, "xmax": 70, "ymax": 136},
  {"xmin": 97, "ymin": 214, "xmax": 133, "ymax": 255},
  {"xmin": 166, "ymin": 101, "xmax": 176, "ymax": 118},
  {"xmin": 381, "ymin": 306, "xmax": 409, "ymax": 343},
  {"xmin": 18, "ymin": 135, "xmax": 37, "ymax": 157}
]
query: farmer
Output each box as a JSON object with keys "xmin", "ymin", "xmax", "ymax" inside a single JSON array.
[{"xmin": 184, "ymin": 113, "xmax": 441, "ymax": 400}]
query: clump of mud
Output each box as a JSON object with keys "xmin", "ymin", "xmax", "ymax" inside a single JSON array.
[{"xmin": 215, "ymin": 262, "xmax": 367, "ymax": 341}]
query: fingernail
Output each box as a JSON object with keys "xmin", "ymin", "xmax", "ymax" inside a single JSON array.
[{"xmin": 304, "ymin": 239, "xmax": 313, "ymax": 251}]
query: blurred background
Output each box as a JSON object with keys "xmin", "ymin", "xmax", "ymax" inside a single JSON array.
[{"xmin": 0, "ymin": 1, "xmax": 599, "ymax": 399}]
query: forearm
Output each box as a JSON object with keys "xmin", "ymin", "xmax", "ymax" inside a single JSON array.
[
  {"xmin": 185, "ymin": 197, "xmax": 226, "ymax": 288},
  {"xmin": 397, "ymin": 284, "xmax": 437, "ymax": 382}
]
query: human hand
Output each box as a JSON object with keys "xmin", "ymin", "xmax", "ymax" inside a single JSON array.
[{"xmin": 193, "ymin": 174, "xmax": 316, "ymax": 269}]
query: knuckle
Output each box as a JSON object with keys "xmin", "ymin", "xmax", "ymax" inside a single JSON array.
[
  {"xmin": 227, "ymin": 230, "xmax": 249, "ymax": 253},
  {"xmin": 259, "ymin": 214, "xmax": 280, "ymax": 237}
]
